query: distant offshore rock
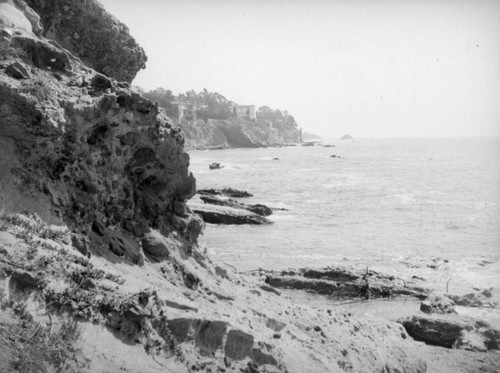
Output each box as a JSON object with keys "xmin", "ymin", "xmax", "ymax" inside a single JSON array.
[{"xmin": 340, "ymin": 134, "xmax": 354, "ymax": 140}]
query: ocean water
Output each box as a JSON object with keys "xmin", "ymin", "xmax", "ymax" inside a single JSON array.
[{"xmin": 188, "ymin": 137, "xmax": 500, "ymax": 298}]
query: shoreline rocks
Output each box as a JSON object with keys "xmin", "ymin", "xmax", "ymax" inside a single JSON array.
[
  {"xmin": 400, "ymin": 314, "xmax": 500, "ymax": 351},
  {"xmin": 264, "ymin": 266, "xmax": 430, "ymax": 300},
  {"xmin": 190, "ymin": 200, "xmax": 272, "ymax": 225},
  {"xmin": 191, "ymin": 188, "xmax": 274, "ymax": 225},
  {"xmin": 398, "ymin": 290, "xmax": 500, "ymax": 351},
  {"xmin": 200, "ymin": 195, "xmax": 273, "ymax": 217},
  {"xmin": 198, "ymin": 188, "xmax": 253, "ymax": 198}
]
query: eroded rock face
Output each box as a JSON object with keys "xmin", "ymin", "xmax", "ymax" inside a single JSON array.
[
  {"xmin": 24, "ymin": 0, "xmax": 147, "ymax": 82},
  {"xmin": 0, "ymin": 0, "xmax": 42, "ymax": 35},
  {"xmin": 0, "ymin": 29, "xmax": 202, "ymax": 260},
  {"xmin": 180, "ymin": 119, "xmax": 229, "ymax": 150}
]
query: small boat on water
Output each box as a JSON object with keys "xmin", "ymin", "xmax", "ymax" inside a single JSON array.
[{"xmin": 209, "ymin": 162, "xmax": 223, "ymax": 170}]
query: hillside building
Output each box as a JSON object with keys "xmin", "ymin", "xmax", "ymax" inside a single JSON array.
[
  {"xmin": 173, "ymin": 101, "xmax": 206, "ymax": 122},
  {"xmin": 235, "ymin": 105, "xmax": 256, "ymax": 121}
]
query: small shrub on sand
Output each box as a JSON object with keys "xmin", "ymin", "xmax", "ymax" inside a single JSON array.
[{"xmin": 0, "ymin": 312, "xmax": 88, "ymax": 373}]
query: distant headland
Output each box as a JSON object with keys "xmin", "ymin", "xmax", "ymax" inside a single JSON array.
[{"xmin": 139, "ymin": 88, "xmax": 302, "ymax": 149}]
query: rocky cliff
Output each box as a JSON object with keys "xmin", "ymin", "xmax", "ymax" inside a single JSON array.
[
  {"xmin": 179, "ymin": 119, "xmax": 229, "ymax": 150},
  {"xmin": 180, "ymin": 118, "xmax": 301, "ymax": 149},
  {"xmin": 24, "ymin": 0, "xmax": 147, "ymax": 82},
  {"xmin": 0, "ymin": 2, "xmax": 429, "ymax": 372}
]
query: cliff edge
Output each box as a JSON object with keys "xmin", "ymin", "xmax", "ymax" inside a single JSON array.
[
  {"xmin": 24, "ymin": 0, "xmax": 147, "ymax": 82},
  {"xmin": 180, "ymin": 118, "xmax": 301, "ymax": 150}
]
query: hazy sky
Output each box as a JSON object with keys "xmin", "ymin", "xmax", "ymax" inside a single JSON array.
[{"xmin": 99, "ymin": 0, "xmax": 500, "ymax": 138}]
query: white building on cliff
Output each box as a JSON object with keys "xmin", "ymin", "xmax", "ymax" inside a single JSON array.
[{"xmin": 234, "ymin": 105, "xmax": 256, "ymax": 121}]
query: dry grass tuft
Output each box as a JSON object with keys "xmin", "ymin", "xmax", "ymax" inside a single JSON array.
[{"xmin": 0, "ymin": 312, "xmax": 88, "ymax": 373}]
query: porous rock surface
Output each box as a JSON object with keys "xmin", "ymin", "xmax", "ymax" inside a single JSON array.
[
  {"xmin": 1, "ymin": 1, "xmax": 202, "ymax": 260},
  {"xmin": 24, "ymin": 0, "xmax": 147, "ymax": 82}
]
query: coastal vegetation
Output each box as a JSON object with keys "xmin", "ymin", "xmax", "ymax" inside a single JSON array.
[{"xmin": 140, "ymin": 87, "xmax": 301, "ymax": 148}]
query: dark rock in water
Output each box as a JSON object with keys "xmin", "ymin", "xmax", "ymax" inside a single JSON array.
[
  {"xmin": 400, "ymin": 314, "xmax": 500, "ymax": 351},
  {"xmin": 246, "ymin": 203, "xmax": 273, "ymax": 217},
  {"xmin": 192, "ymin": 203, "xmax": 271, "ymax": 225},
  {"xmin": 330, "ymin": 154, "xmax": 343, "ymax": 158},
  {"xmin": 302, "ymin": 142, "xmax": 315, "ymax": 146},
  {"xmin": 420, "ymin": 293, "xmax": 457, "ymax": 314},
  {"xmin": 209, "ymin": 162, "xmax": 223, "ymax": 170},
  {"xmin": 199, "ymin": 195, "xmax": 272, "ymax": 217},
  {"xmin": 198, "ymin": 188, "xmax": 253, "ymax": 198},
  {"xmin": 340, "ymin": 134, "xmax": 354, "ymax": 140},
  {"xmin": 323, "ymin": 144, "xmax": 335, "ymax": 148},
  {"xmin": 273, "ymin": 157, "xmax": 279, "ymax": 160},
  {"xmin": 5, "ymin": 61, "xmax": 29, "ymax": 79},
  {"xmin": 222, "ymin": 188, "xmax": 253, "ymax": 198}
]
